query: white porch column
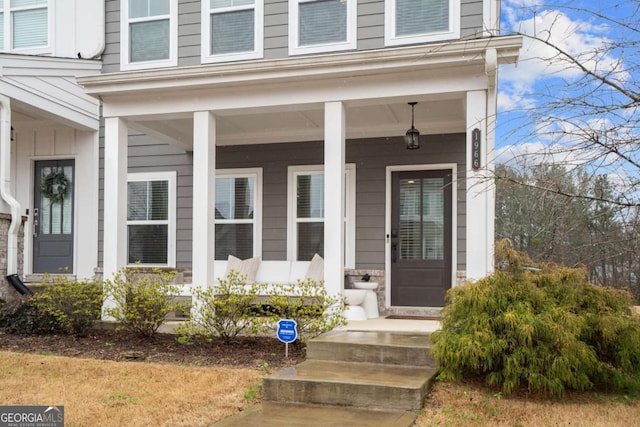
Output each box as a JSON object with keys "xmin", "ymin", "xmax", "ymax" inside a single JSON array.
[
  {"xmin": 324, "ymin": 101, "xmax": 346, "ymax": 295},
  {"xmin": 102, "ymin": 117, "xmax": 128, "ymax": 319},
  {"xmin": 192, "ymin": 111, "xmax": 216, "ymax": 287},
  {"xmin": 466, "ymin": 90, "xmax": 494, "ymax": 281}
]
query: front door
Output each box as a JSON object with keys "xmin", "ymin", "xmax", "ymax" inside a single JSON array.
[
  {"xmin": 33, "ymin": 160, "xmax": 75, "ymax": 273},
  {"xmin": 391, "ymin": 169, "xmax": 452, "ymax": 307}
]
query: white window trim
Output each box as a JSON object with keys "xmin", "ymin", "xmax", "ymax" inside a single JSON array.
[
  {"xmin": 215, "ymin": 168, "xmax": 263, "ymax": 259},
  {"xmin": 288, "ymin": 0, "xmax": 357, "ymax": 56},
  {"xmin": 120, "ymin": 0, "xmax": 178, "ymax": 71},
  {"xmin": 0, "ymin": 0, "xmax": 52, "ymax": 54},
  {"xmin": 126, "ymin": 171, "xmax": 177, "ymax": 268},
  {"xmin": 287, "ymin": 164, "xmax": 356, "ymax": 268},
  {"xmin": 384, "ymin": 0, "xmax": 460, "ymax": 47},
  {"xmin": 201, "ymin": 0, "xmax": 264, "ymax": 64}
]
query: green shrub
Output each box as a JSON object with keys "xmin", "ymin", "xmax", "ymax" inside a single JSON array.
[
  {"xmin": 176, "ymin": 270, "xmax": 266, "ymax": 344},
  {"xmin": 103, "ymin": 268, "xmax": 185, "ymax": 338},
  {"xmin": 0, "ymin": 297, "xmax": 57, "ymax": 335},
  {"xmin": 432, "ymin": 240, "xmax": 640, "ymax": 397},
  {"xmin": 0, "ymin": 276, "xmax": 102, "ymax": 337},
  {"xmin": 32, "ymin": 276, "xmax": 103, "ymax": 337},
  {"xmin": 261, "ymin": 278, "xmax": 346, "ymax": 343}
]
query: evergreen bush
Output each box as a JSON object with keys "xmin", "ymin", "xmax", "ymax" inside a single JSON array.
[
  {"xmin": 103, "ymin": 268, "xmax": 185, "ymax": 338},
  {"xmin": 0, "ymin": 298, "xmax": 57, "ymax": 335},
  {"xmin": 432, "ymin": 240, "xmax": 640, "ymax": 397}
]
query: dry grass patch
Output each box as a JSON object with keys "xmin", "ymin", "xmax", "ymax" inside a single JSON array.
[
  {"xmin": 0, "ymin": 351, "xmax": 261, "ymax": 427},
  {"xmin": 416, "ymin": 380, "xmax": 640, "ymax": 427}
]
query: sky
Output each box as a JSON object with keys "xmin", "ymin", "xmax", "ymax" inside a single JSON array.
[{"xmin": 495, "ymin": 0, "xmax": 638, "ymax": 171}]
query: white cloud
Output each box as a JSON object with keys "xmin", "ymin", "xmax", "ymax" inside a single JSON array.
[{"xmin": 498, "ymin": 2, "xmax": 623, "ymax": 112}]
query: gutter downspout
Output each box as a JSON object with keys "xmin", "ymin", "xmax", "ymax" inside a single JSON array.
[{"xmin": 0, "ymin": 95, "xmax": 22, "ymax": 276}]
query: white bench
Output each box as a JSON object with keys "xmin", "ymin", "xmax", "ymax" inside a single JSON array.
[{"xmin": 177, "ymin": 260, "xmax": 313, "ymax": 297}]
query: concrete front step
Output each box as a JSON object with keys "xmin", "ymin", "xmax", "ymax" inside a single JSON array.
[
  {"xmin": 307, "ymin": 330, "xmax": 435, "ymax": 367},
  {"xmin": 263, "ymin": 359, "xmax": 436, "ymax": 411},
  {"xmin": 214, "ymin": 402, "xmax": 417, "ymax": 427}
]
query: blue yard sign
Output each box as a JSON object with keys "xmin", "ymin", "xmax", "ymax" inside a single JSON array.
[
  {"xmin": 277, "ymin": 319, "xmax": 298, "ymax": 358},
  {"xmin": 277, "ymin": 319, "xmax": 298, "ymax": 343}
]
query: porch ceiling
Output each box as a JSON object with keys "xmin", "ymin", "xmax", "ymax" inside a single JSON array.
[{"xmin": 128, "ymin": 94, "xmax": 467, "ymax": 149}]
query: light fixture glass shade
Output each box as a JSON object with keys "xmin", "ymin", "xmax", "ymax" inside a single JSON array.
[
  {"xmin": 405, "ymin": 127, "xmax": 420, "ymax": 149},
  {"xmin": 405, "ymin": 102, "xmax": 420, "ymax": 149}
]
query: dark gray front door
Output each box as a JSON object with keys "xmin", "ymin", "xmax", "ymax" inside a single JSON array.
[
  {"xmin": 33, "ymin": 160, "xmax": 74, "ymax": 273},
  {"xmin": 391, "ymin": 169, "xmax": 452, "ymax": 307}
]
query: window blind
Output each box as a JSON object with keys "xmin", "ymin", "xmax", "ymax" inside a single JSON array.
[
  {"xmin": 128, "ymin": 181, "xmax": 169, "ymax": 221},
  {"xmin": 395, "ymin": 0, "xmax": 448, "ymax": 37},
  {"xmin": 130, "ymin": 19, "xmax": 170, "ymax": 62},
  {"xmin": 398, "ymin": 177, "xmax": 444, "ymax": 261},
  {"xmin": 210, "ymin": 10, "xmax": 254, "ymax": 54},
  {"xmin": 299, "ymin": 0, "xmax": 346, "ymax": 46},
  {"xmin": 12, "ymin": 7, "xmax": 47, "ymax": 49}
]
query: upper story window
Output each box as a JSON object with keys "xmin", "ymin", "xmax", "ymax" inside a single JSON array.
[
  {"xmin": 384, "ymin": 0, "xmax": 460, "ymax": 46},
  {"xmin": 289, "ymin": 0, "xmax": 356, "ymax": 56},
  {"xmin": 120, "ymin": 0, "xmax": 177, "ymax": 71},
  {"xmin": 0, "ymin": 0, "xmax": 50, "ymax": 53},
  {"xmin": 201, "ymin": 0, "xmax": 263, "ymax": 63}
]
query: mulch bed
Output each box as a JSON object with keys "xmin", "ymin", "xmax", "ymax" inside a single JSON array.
[{"xmin": 0, "ymin": 328, "xmax": 305, "ymax": 370}]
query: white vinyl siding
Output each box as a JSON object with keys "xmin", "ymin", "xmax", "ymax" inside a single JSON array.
[
  {"xmin": 214, "ymin": 168, "xmax": 263, "ymax": 260},
  {"xmin": 0, "ymin": 0, "xmax": 49, "ymax": 52},
  {"xmin": 287, "ymin": 165, "xmax": 355, "ymax": 267},
  {"xmin": 385, "ymin": 0, "xmax": 460, "ymax": 46},
  {"xmin": 120, "ymin": 0, "xmax": 178, "ymax": 70},
  {"xmin": 288, "ymin": 0, "xmax": 356, "ymax": 56},
  {"xmin": 127, "ymin": 172, "xmax": 176, "ymax": 267},
  {"xmin": 201, "ymin": 0, "xmax": 263, "ymax": 63}
]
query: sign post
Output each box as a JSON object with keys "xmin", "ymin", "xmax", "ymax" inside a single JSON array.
[{"xmin": 276, "ymin": 319, "xmax": 298, "ymax": 358}]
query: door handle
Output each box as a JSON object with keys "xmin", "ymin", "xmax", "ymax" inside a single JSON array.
[{"xmin": 33, "ymin": 208, "xmax": 38, "ymax": 238}]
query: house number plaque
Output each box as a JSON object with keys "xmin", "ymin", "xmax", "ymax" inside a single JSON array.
[{"xmin": 472, "ymin": 128, "xmax": 481, "ymax": 170}]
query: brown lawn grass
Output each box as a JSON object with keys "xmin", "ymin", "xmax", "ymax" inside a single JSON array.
[
  {"xmin": 417, "ymin": 380, "xmax": 640, "ymax": 427},
  {"xmin": 0, "ymin": 351, "xmax": 261, "ymax": 427},
  {"xmin": 3, "ymin": 351, "xmax": 640, "ymax": 426}
]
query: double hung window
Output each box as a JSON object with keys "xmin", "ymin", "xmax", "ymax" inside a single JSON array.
[
  {"xmin": 202, "ymin": 0, "xmax": 263, "ymax": 63},
  {"xmin": 385, "ymin": 0, "xmax": 459, "ymax": 46},
  {"xmin": 289, "ymin": 0, "xmax": 356, "ymax": 56},
  {"xmin": 288, "ymin": 165, "xmax": 355, "ymax": 267},
  {"xmin": 121, "ymin": 0, "xmax": 177, "ymax": 70},
  {"xmin": 127, "ymin": 172, "xmax": 176, "ymax": 267},
  {"xmin": 214, "ymin": 169, "xmax": 262, "ymax": 260},
  {"xmin": 0, "ymin": 0, "xmax": 49, "ymax": 52}
]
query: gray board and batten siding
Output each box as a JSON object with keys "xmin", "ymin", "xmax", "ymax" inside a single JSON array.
[
  {"xmin": 102, "ymin": 0, "xmax": 487, "ymax": 72},
  {"xmin": 97, "ymin": 132, "xmax": 467, "ymax": 273}
]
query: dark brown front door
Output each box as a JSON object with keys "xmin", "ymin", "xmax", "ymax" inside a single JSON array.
[
  {"xmin": 391, "ymin": 169, "xmax": 452, "ymax": 307},
  {"xmin": 33, "ymin": 160, "xmax": 75, "ymax": 273}
]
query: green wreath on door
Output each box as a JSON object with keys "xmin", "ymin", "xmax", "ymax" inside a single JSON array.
[{"xmin": 40, "ymin": 169, "xmax": 69, "ymax": 204}]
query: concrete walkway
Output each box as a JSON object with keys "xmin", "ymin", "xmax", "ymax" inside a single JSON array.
[{"xmin": 213, "ymin": 318, "xmax": 439, "ymax": 427}]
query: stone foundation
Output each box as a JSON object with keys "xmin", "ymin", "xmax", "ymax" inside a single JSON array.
[{"xmin": 0, "ymin": 214, "xmax": 26, "ymax": 303}]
